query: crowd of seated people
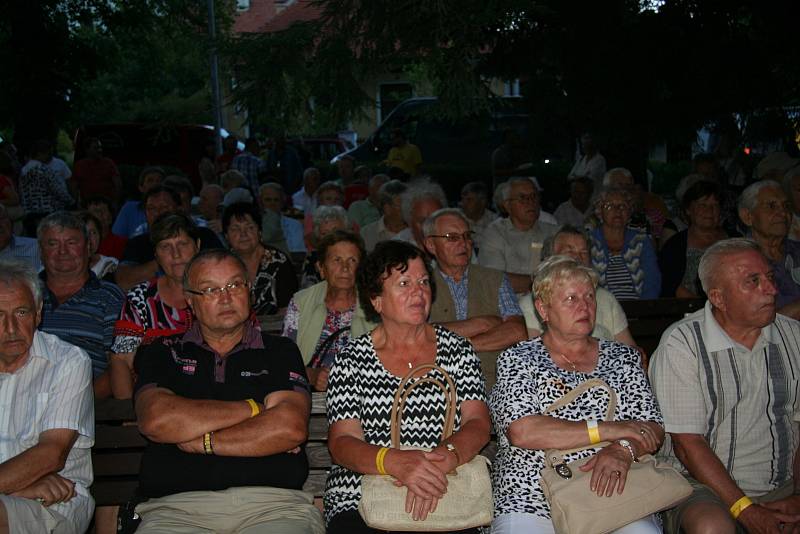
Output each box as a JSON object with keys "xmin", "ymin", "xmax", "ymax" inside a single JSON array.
[{"xmin": 1, "ymin": 133, "xmax": 799, "ymax": 534}]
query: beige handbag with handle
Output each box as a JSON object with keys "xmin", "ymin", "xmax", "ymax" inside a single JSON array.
[
  {"xmin": 539, "ymin": 378, "xmax": 692, "ymax": 534},
  {"xmin": 358, "ymin": 363, "xmax": 493, "ymax": 531}
]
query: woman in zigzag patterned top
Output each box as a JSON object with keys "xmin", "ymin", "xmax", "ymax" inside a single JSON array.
[{"xmin": 324, "ymin": 240, "xmax": 490, "ymax": 533}]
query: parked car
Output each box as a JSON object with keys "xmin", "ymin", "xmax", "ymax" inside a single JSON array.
[{"xmin": 73, "ymin": 123, "xmax": 242, "ymax": 190}]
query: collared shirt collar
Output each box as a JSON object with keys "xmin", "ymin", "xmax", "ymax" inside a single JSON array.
[
  {"xmin": 438, "ymin": 265, "xmax": 470, "ymax": 284},
  {"xmin": 701, "ymin": 300, "xmax": 780, "ymax": 353},
  {"xmin": 182, "ymin": 313, "xmax": 264, "ymax": 355},
  {"xmin": 39, "ymin": 270, "xmax": 100, "ymax": 302}
]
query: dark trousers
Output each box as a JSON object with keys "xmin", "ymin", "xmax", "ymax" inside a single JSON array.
[{"xmin": 327, "ymin": 510, "xmax": 480, "ymax": 534}]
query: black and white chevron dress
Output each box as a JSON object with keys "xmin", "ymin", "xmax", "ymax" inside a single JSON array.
[{"xmin": 323, "ymin": 324, "xmax": 487, "ymax": 523}]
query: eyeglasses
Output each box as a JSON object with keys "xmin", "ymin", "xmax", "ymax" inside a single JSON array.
[
  {"xmin": 603, "ymin": 202, "xmax": 630, "ymax": 212},
  {"xmin": 508, "ymin": 194, "xmax": 538, "ymax": 204},
  {"xmin": 428, "ymin": 231, "xmax": 475, "ymax": 243},
  {"xmin": 185, "ymin": 280, "xmax": 250, "ymax": 298}
]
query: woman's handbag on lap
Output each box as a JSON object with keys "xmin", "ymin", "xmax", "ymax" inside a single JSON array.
[
  {"xmin": 358, "ymin": 364, "xmax": 493, "ymax": 531},
  {"xmin": 539, "ymin": 378, "xmax": 692, "ymax": 534}
]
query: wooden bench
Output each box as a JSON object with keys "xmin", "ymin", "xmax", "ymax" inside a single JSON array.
[
  {"xmin": 621, "ymin": 298, "xmax": 705, "ymax": 356},
  {"xmin": 91, "ymin": 393, "xmax": 331, "ymax": 507}
]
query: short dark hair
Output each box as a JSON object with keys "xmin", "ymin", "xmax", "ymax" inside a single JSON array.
[
  {"xmin": 461, "ymin": 181, "xmax": 489, "ymax": 200},
  {"xmin": 163, "ymin": 175, "xmax": 195, "ymax": 198},
  {"xmin": 142, "ymin": 185, "xmax": 181, "ymax": 209},
  {"xmin": 317, "ymin": 230, "xmax": 366, "ymax": 264},
  {"xmin": 357, "ymin": 240, "xmax": 435, "ymax": 323},
  {"xmin": 222, "ymin": 202, "xmax": 263, "ymax": 235},
  {"xmin": 150, "ymin": 213, "xmax": 200, "ymax": 246},
  {"xmin": 183, "ymin": 248, "xmax": 248, "ymax": 290},
  {"xmin": 83, "ymin": 195, "xmax": 116, "ymax": 217},
  {"xmin": 681, "ymin": 180, "xmax": 721, "ymax": 212},
  {"xmin": 138, "ymin": 166, "xmax": 166, "ymax": 187}
]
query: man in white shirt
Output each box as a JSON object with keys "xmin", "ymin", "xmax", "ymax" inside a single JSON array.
[
  {"xmin": 567, "ymin": 132, "xmax": 607, "ymax": 188},
  {"xmin": 0, "ymin": 260, "xmax": 94, "ymax": 534},
  {"xmin": 292, "ymin": 167, "xmax": 320, "ymax": 214},
  {"xmin": 554, "ymin": 176, "xmax": 593, "ymax": 228},
  {"xmin": 479, "ymin": 177, "xmax": 558, "ymax": 293}
]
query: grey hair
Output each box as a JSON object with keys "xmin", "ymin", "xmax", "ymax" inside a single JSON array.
[
  {"xmin": 738, "ymin": 180, "xmax": 782, "ymax": 212},
  {"xmin": 0, "ymin": 260, "xmax": 43, "ymax": 307},
  {"xmin": 602, "ymin": 167, "xmax": 634, "ymax": 188},
  {"xmin": 494, "ymin": 182, "xmax": 509, "ymax": 211},
  {"xmin": 258, "ymin": 182, "xmax": 284, "ymax": 195},
  {"xmin": 503, "ymin": 177, "xmax": 537, "ymax": 202},
  {"xmin": 37, "ymin": 211, "xmax": 88, "ymax": 242},
  {"xmin": 698, "ymin": 238, "xmax": 764, "ymax": 294},
  {"xmin": 316, "ymin": 180, "xmax": 344, "ymax": 198},
  {"xmin": 541, "ymin": 225, "xmax": 590, "ymax": 260},
  {"xmin": 369, "ymin": 174, "xmax": 389, "ymax": 188},
  {"xmin": 422, "ymin": 208, "xmax": 468, "ymax": 238},
  {"xmin": 312, "ymin": 205, "xmax": 348, "ymax": 237},
  {"xmin": 461, "ymin": 181, "xmax": 489, "ymax": 200},
  {"xmin": 303, "ymin": 167, "xmax": 320, "ymax": 180},
  {"xmin": 592, "ymin": 186, "xmax": 632, "ymax": 219},
  {"xmin": 400, "ymin": 181, "xmax": 447, "ymax": 224},
  {"xmin": 183, "ymin": 248, "xmax": 249, "ymax": 290},
  {"xmin": 782, "ymin": 166, "xmax": 800, "ymax": 198},
  {"xmin": 221, "ymin": 169, "xmax": 245, "ymax": 188},
  {"xmin": 378, "ymin": 179, "xmax": 408, "ymax": 209},
  {"xmin": 532, "ymin": 255, "xmax": 599, "ymax": 325}
]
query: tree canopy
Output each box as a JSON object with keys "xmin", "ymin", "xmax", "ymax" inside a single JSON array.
[{"xmin": 224, "ymin": 0, "xmax": 800, "ymax": 162}]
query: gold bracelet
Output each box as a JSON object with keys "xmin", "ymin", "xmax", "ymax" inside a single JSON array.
[
  {"xmin": 587, "ymin": 419, "xmax": 601, "ymax": 445},
  {"xmin": 729, "ymin": 495, "xmax": 753, "ymax": 519},
  {"xmin": 246, "ymin": 398, "xmax": 260, "ymax": 418},
  {"xmin": 376, "ymin": 447, "xmax": 390, "ymax": 475},
  {"xmin": 203, "ymin": 432, "xmax": 214, "ymax": 455}
]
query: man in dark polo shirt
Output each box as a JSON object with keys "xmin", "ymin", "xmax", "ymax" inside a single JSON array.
[
  {"xmin": 132, "ymin": 249, "xmax": 323, "ymax": 533},
  {"xmin": 115, "ymin": 185, "xmax": 223, "ymax": 290}
]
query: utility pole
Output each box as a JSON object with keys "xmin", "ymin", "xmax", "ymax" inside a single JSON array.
[{"xmin": 207, "ymin": 0, "xmax": 223, "ymax": 155}]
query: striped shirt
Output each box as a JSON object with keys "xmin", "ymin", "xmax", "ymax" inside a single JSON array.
[
  {"xmin": 39, "ymin": 272, "xmax": 125, "ymax": 377},
  {"xmin": 649, "ymin": 302, "xmax": 800, "ymax": 495},
  {"xmin": 605, "ymin": 254, "xmax": 638, "ymax": 300},
  {"xmin": 0, "ymin": 235, "xmax": 42, "ymax": 271},
  {"xmin": 0, "ymin": 331, "xmax": 94, "ymax": 520}
]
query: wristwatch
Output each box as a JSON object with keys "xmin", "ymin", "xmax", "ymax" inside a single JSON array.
[{"xmin": 617, "ymin": 439, "xmax": 638, "ymax": 463}]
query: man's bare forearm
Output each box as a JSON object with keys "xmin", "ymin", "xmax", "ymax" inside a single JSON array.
[
  {"xmin": 507, "ymin": 272, "xmax": 532, "ymax": 294},
  {"xmin": 672, "ymin": 433, "xmax": 746, "ymax": 505},
  {"xmin": 136, "ymin": 388, "xmax": 253, "ymax": 443},
  {"xmin": 115, "ymin": 261, "xmax": 158, "ymax": 291},
  {"xmin": 0, "ymin": 435, "xmax": 75, "ymax": 494},
  {"xmin": 471, "ymin": 316, "xmax": 527, "ymax": 352},
  {"xmin": 210, "ymin": 395, "xmax": 309, "ymax": 457},
  {"xmin": 436, "ymin": 316, "xmax": 499, "ymax": 338}
]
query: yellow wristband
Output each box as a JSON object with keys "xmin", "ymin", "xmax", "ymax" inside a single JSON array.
[
  {"xmin": 246, "ymin": 398, "xmax": 260, "ymax": 418},
  {"xmin": 587, "ymin": 419, "xmax": 601, "ymax": 445},
  {"xmin": 376, "ymin": 447, "xmax": 390, "ymax": 475},
  {"xmin": 730, "ymin": 495, "xmax": 753, "ymax": 519}
]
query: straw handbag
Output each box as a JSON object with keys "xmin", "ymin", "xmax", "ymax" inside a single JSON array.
[
  {"xmin": 539, "ymin": 378, "xmax": 692, "ymax": 534},
  {"xmin": 358, "ymin": 364, "xmax": 493, "ymax": 530}
]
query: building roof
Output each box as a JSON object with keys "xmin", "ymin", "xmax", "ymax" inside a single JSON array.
[{"xmin": 233, "ymin": 0, "xmax": 321, "ymax": 35}]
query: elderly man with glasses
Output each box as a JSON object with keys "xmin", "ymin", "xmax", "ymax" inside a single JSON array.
[
  {"xmin": 479, "ymin": 177, "xmax": 558, "ymax": 293},
  {"xmin": 424, "ymin": 208, "xmax": 527, "ymax": 388},
  {"xmin": 131, "ymin": 248, "xmax": 323, "ymax": 533}
]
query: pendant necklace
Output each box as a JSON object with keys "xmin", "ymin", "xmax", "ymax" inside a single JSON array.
[{"xmin": 556, "ymin": 352, "xmax": 579, "ymax": 372}]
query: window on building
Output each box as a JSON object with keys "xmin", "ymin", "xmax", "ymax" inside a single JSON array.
[
  {"xmin": 236, "ymin": 0, "xmax": 250, "ymax": 11},
  {"xmin": 378, "ymin": 83, "xmax": 413, "ymax": 125}
]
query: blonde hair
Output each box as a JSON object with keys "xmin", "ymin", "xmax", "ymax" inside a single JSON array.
[{"xmin": 533, "ymin": 255, "xmax": 598, "ymax": 311}]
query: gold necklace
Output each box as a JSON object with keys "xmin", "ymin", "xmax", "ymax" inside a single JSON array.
[{"xmin": 555, "ymin": 352, "xmax": 579, "ymax": 372}]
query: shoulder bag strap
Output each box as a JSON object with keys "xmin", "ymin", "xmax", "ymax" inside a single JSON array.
[
  {"xmin": 307, "ymin": 326, "xmax": 350, "ymax": 368},
  {"xmin": 390, "ymin": 364, "xmax": 457, "ymax": 448}
]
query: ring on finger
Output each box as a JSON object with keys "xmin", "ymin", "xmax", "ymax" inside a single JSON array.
[
  {"xmin": 639, "ymin": 428, "xmax": 647, "ymax": 435},
  {"xmin": 612, "ymin": 470, "xmax": 621, "ymax": 477}
]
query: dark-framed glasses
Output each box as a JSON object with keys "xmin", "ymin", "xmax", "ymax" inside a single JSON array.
[
  {"xmin": 429, "ymin": 231, "xmax": 475, "ymax": 243},
  {"xmin": 185, "ymin": 280, "xmax": 250, "ymax": 298}
]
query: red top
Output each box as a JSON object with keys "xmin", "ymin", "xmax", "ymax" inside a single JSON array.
[
  {"xmin": 98, "ymin": 233, "xmax": 128, "ymax": 260},
  {"xmin": 73, "ymin": 157, "xmax": 120, "ymax": 200}
]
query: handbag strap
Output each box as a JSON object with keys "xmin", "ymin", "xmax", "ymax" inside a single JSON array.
[
  {"xmin": 390, "ymin": 364, "xmax": 457, "ymax": 449},
  {"xmin": 542, "ymin": 378, "xmax": 618, "ymax": 466},
  {"xmin": 308, "ymin": 326, "xmax": 350, "ymax": 368},
  {"xmin": 542, "ymin": 378, "xmax": 617, "ymax": 421}
]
